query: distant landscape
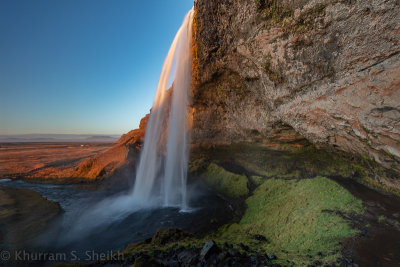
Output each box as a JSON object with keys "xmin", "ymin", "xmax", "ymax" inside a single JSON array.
[
  {"xmin": 0, "ymin": 134, "xmax": 120, "ymax": 143},
  {"xmin": 0, "ymin": 142, "xmax": 114, "ymax": 179}
]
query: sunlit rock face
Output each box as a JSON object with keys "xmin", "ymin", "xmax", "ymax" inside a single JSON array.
[
  {"xmin": 192, "ymin": 0, "xmax": 400, "ymax": 187},
  {"xmin": 73, "ymin": 114, "xmax": 149, "ymax": 179}
]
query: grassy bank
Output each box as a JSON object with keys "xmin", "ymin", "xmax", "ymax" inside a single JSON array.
[
  {"xmin": 209, "ymin": 177, "xmax": 363, "ymax": 265},
  {"xmin": 188, "ymin": 144, "xmax": 368, "ymax": 265},
  {"xmin": 200, "ymin": 163, "xmax": 249, "ymax": 198},
  {"xmin": 120, "ymin": 175, "xmax": 364, "ymax": 265}
]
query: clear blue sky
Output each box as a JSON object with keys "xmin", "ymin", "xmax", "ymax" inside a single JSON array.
[{"xmin": 0, "ymin": 0, "xmax": 194, "ymax": 135}]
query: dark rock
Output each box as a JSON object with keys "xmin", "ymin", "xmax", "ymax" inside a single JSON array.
[
  {"xmin": 217, "ymin": 251, "xmax": 227, "ymax": 262},
  {"xmin": 178, "ymin": 249, "xmax": 198, "ymax": 265},
  {"xmin": 254, "ymin": 234, "xmax": 268, "ymax": 242},
  {"xmin": 169, "ymin": 260, "xmax": 180, "ymax": 267},
  {"xmin": 200, "ymin": 240, "xmax": 220, "ymax": 260},
  {"xmin": 228, "ymin": 248, "xmax": 239, "ymax": 257},
  {"xmin": 269, "ymin": 253, "xmax": 277, "ymax": 260},
  {"xmin": 132, "ymin": 255, "xmax": 163, "ymax": 267},
  {"xmin": 250, "ymin": 255, "xmax": 256, "ymax": 262},
  {"xmin": 239, "ymin": 243, "xmax": 250, "ymax": 251}
]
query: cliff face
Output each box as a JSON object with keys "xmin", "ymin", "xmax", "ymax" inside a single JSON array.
[
  {"xmin": 192, "ymin": 0, "xmax": 400, "ymax": 188},
  {"xmin": 73, "ymin": 114, "xmax": 149, "ymax": 179}
]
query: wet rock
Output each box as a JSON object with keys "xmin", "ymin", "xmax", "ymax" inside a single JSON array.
[{"xmin": 200, "ymin": 240, "xmax": 220, "ymax": 260}]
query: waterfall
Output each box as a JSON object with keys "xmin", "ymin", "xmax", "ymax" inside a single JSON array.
[
  {"xmin": 131, "ymin": 8, "xmax": 194, "ymax": 210},
  {"xmin": 55, "ymin": 9, "xmax": 195, "ymax": 244}
]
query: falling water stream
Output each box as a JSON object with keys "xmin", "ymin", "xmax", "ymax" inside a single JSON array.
[
  {"xmin": 51, "ymin": 8, "xmax": 197, "ymax": 240},
  {"xmin": 132, "ymin": 8, "xmax": 194, "ymax": 210}
]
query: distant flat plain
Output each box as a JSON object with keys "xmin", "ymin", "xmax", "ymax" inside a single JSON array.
[{"xmin": 0, "ymin": 143, "xmax": 113, "ymax": 179}]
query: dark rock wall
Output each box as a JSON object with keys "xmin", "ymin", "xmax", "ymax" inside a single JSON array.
[{"xmin": 192, "ymin": 0, "xmax": 400, "ymax": 188}]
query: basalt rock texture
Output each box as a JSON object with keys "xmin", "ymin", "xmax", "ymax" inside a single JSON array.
[
  {"xmin": 72, "ymin": 114, "xmax": 149, "ymax": 179},
  {"xmin": 192, "ymin": 0, "xmax": 400, "ymax": 188}
]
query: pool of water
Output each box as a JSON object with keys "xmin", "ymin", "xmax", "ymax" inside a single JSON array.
[{"xmin": 0, "ymin": 178, "xmax": 234, "ymax": 263}]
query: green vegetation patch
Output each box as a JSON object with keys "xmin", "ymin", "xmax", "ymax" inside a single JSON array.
[
  {"xmin": 193, "ymin": 144, "xmax": 356, "ymax": 179},
  {"xmin": 210, "ymin": 177, "xmax": 364, "ymax": 265},
  {"xmin": 201, "ymin": 163, "xmax": 249, "ymax": 198},
  {"xmin": 264, "ymin": 56, "xmax": 284, "ymax": 84},
  {"xmin": 257, "ymin": 0, "xmax": 293, "ymax": 25}
]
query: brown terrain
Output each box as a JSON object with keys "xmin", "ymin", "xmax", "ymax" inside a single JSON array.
[
  {"xmin": 0, "ymin": 114, "xmax": 149, "ymax": 182},
  {"xmin": 0, "ymin": 186, "xmax": 60, "ymax": 251},
  {"xmin": 0, "ymin": 143, "xmax": 113, "ymax": 180},
  {"xmin": 71, "ymin": 114, "xmax": 149, "ymax": 178}
]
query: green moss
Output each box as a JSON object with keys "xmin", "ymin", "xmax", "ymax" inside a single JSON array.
[
  {"xmin": 123, "ymin": 235, "xmax": 200, "ymax": 256},
  {"xmin": 358, "ymin": 176, "xmax": 400, "ymax": 198},
  {"xmin": 151, "ymin": 227, "xmax": 192, "ymax": 246},
  {"xmin": 363, "ymin": 152, "xmax": 375, "ymax": 162},
  {"xmin": 209, "ymin": 177, "xmax": 363, "ymax": 265},
  {"xmin": 192, "ymin": 143, "xmax": 400, "ymax": 197},
  {"xmin": 200, "ymin": 144, "xmax": 355, "ymax": 179},
  {"xmin": 250, "ymin": 175, "xmax": 264, "ymax": 186},
  {"xmin": 257, "ymin": 0, "xmax": 293, "ymax": 25},
  {"xmin": 378, "ymin": 215, "xmax": 386, "ymax": 223},
  {"xmin": 297, "ymin": 4, "xmax": 325, "ymax": 27},
  {"xmin": 201, "ymin": 163, "xmax": 249, "ymax": 198},
  {"xmin": 188, "ymin": 157, "xmax": 207, "ymax": 174},
  {"xmin": 384, "ymin": 149, "xmax": 396, "ymax": 160}
]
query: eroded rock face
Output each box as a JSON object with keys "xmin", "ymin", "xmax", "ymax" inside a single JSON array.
[
  {"xmin": 73, "ymin": 114, "xmax": 149, "ymax": 179},
  {"xmin": 192, "ymin": 0, "xmax": 400, "ymax": 188}
]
